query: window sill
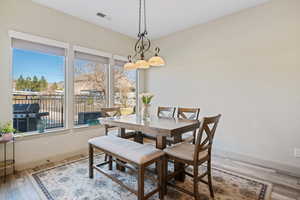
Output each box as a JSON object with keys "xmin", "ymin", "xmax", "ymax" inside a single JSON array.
[
  {"xmin": 73, "ymin": 124, "xmax": 104, "ymax": 132},
  {"xmin": 13, "ymin": 125, "xmax": 105, "ymax": 141},
  {"xmin": 14, "ymin": 128, "xmax": 71, "ymax": 141}
]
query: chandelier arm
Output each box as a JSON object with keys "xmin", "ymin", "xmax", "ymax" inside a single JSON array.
[
  {"xmin": 134, "ymin": 37, "xmax": 143, "ymax": 54},
  {"xmin": 144, "ymin": 36, "xmax": 151, "ymax": 52}
]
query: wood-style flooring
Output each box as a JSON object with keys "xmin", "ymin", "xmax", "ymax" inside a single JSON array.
[{"xmin": 0, "ymin": 153, "xmax": 299, "ymax": 200}]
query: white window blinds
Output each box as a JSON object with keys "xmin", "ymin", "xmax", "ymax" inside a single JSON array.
[
  {"xmin": 114, "ymin": 60, "xmax": 126, "ymax": 67},
  {"xmin": 11, "ymin": 38, "xmax": 66, "ymax": 56},
  {"xmin": 74, "ymin": 51, "xmax": 109, "ymax": 64}
]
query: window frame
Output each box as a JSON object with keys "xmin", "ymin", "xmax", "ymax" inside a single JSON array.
[
  {"xmin": 8, "ymin": 31, "xmax": 140, "ymax": 135},
  {"xmin": 9, "ymin": 31, "xmax": 69, "ymax": 132},
  {"xmin": 111, "ymin": 55, "xmax": 140, "ymax": 114},
  {"xmin": 73, "ymin": 45, "xmax": 112, "ymax": 127}
]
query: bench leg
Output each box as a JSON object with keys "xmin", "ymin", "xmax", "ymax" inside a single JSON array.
[
  {"xmin": 89, "ymin": 144, "xmax": 94, "ymax": 179},
  {"xmin": 157, "ymin": 158, "xmax": 164, "ymax": 200},
  {"xmin": 138, "ymin": 165, "xmax": 145, "ymax": 200}
]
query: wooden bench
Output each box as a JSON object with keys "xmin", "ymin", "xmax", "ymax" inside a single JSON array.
[{"xmin": 88, "ymin": 136, "xmax": 165, "ymax": 200}]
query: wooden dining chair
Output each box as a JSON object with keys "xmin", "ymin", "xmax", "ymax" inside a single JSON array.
[
  {"xmin": 101, "ymin": 107, "xmax": 137, "ymax": 161},
  {"xmin": 163, "ymin": 114, "xmax": 221, "ymax": 200},
  {"xmin": 101, "ymin": 107, "xmax": 136, "ymax": 139},
  {"xmin": 142, "ymin": 106, "xmax": 176, "ymax": 142},
  {"xmin": 157, "ymin": 106, "xmax": 176, "ymax": 118},
  {"xmin": 176, "ymin": 107, "xmax": 200, "ymax": 144}
]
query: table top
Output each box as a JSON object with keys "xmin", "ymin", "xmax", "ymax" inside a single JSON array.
[{"xmin": 101, "ymin": 114, "xmax": 200, "ymax": 137}]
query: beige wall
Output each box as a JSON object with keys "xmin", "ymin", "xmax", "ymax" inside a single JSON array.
[
  {"xmin": 0, "ymin": 0, "xmax": 135, "ymax": 169},
  {"xmin": 146, "ymin": 0, "xmax": 300, "ymax": 175}
]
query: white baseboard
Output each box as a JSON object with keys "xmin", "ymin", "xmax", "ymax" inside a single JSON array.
[
  {"xmin": 15, "ymin": 148, "xmax": 88, "ymax": 171},
  {"xmin": 272, "ymin": 193, "xmax": 297, "ymax": 200},
  {"xmin": 213, "ymin": 148, "xmax": 300, "ymax": 178}
]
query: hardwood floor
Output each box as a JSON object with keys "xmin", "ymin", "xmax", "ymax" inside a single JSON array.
[
  {"xmin": 0, "ymin": 153, "xmax": 299, "ymax": 200},
  {"xmin": 212, "ymin": 156, "xmax": 300, "ymax": 200}
]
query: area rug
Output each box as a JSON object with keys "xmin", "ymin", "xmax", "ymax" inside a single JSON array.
[{"xmin": 30, "ymin": 154, "xmax": 272, "ymax": 200}]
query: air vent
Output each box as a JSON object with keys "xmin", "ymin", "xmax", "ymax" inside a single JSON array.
[{"xmin": 96, "ymin": 12, "xmax": 106, "ymax": 18}]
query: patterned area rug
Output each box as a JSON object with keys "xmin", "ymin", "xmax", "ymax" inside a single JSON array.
[{"xmin": 30, "ymin": 154, "xmax": 272, "ymax": 200}]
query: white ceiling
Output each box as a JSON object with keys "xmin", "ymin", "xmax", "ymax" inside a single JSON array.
[{"xmin": 32, "ymin": 0, "xmax": 270, "ymax": 39}]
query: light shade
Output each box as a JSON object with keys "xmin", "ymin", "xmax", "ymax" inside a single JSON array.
[
  {"xmin": 148, "ymin": 56, "xmax": 165, "ymax": 66},
  {"xmin": 124, "ymin": 62, "xmax": 137, "ymax": 70},
  {"xmin": 136, "ymin": 60, "xmax": 150, "ymax": 69}
]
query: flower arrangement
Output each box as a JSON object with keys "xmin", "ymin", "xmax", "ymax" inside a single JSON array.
[
  {"xmin": 140, "ymin": 93, "xmax": 154, "ymax": 105},
  {"xmin": 140, "ymin": 93, "xmax": 154, "ymax": 120}
]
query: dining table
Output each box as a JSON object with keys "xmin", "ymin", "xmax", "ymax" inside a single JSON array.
[{"xmin": 101, "ymin": 114, "xmax": 200, "ymax": 182}]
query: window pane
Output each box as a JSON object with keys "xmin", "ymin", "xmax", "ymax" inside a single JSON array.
[
  {"xmin": 113, "ymin": 61, "xmax": 137, "ymax": 115},
  {"xmin": 12, "ymin": 48, "xmax": 65, "ymax": 133},
  {"xmin": 74, "ymin": 56, "xmax": 107, "ymax": 125}
]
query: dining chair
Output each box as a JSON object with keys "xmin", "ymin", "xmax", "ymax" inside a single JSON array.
[
  {"xmin": 157, "ymin": 106, "xmax": 176, "ymax": 118},
  {"xmin": 142, "ymin": 106, "xmax": 176, "ymax": 142},
  {"xmin": 101, "ymin": 107, "xmax": 136, "ymax": 139},
  {"xmin": 101, "ymin": 107, "xmax": 137, "ymax": 161},
  {"xmin": 163, "ymin": 114, "xmax": 221, "ymax": 200},
  {"xmin": 175, "ymin": 107, "xmax": 200, "ymax": 144}
]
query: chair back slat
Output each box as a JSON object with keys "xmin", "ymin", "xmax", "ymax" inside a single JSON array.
[
  {"xmin": 101, "ymin": 107, "xmax": 121, "ymax": 117},
  {"xmin": 157, "ymin": 106, "xmax": 176, "ymax": 118},
  {"xmin": 177, "ymin": 108, "xmax": 200, "ymax": 120},
  {"xmin": 194, "ymin": 114, "xmax": 221, "ymax": 163}
]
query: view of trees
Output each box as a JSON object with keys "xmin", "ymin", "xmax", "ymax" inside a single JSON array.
[{"xmin": 15, "ymin": 75, "xmax": 48, "ymax": 92}]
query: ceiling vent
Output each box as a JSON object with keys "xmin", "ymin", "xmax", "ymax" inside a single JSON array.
[
  {"xmin": 96, "ymin": 12, "xmax": 111, "ymax": 21},
  {"xmin": 96, "ymin": 12, "xmax": 106, "ymax": 18}
]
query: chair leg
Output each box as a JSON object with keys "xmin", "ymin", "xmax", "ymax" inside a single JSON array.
[
  {"xmin": 193, "ymin": 165, "xmax": 201, "ymax": 200},
  {"xmin": 138, "ymin": 165, "xmax": 145, "ymax": 200},
  {"xmin": 192, "ymin": 131, "xmax": 196, "ymax": 144},
  {"xmin": 89, "ymin": 144, "xmax": 94, "ymax": 179},
  {"xmin": 108, "ymin": 155, "xmax": 113, "ymax": 170},
  {"xmin": 104, "ymin": 128, "xmax": 108, "ymax": 161},
  {"xmin": 207, "ymin": 159, "xmax": 214, "ymax": 198},
  {"xmin": 163, "ymin": 156, "xmax": 168, "ymax": 195}
]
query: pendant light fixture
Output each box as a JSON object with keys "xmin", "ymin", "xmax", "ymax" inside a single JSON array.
[{"xmin": 124, "ymin": 0, "xmax": 165, "ymax": 70}]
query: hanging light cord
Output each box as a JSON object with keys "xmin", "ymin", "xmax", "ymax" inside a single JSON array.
[
  {"xmin": 143, "ymin": 0, "xmax": 147, "ymax": 34},
  {"xmin": 138, "ymin": 0, "xmax": 147, "ymax": 36},
  {"xmin": 138, "ymin": 0, "xmax": 141, "ymax": 36}
]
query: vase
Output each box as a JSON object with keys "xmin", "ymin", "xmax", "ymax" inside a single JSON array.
[
  {"xmin": 142, "ymin": 104, "xmax": 151, "ymax": 120},
  {"xmin": 1, "ymin": 133, "xmax": 13, "ymax": 141}
]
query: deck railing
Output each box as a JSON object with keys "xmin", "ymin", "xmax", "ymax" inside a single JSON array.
[{"xmin": 13, "ymin": 94, "xmax": 106, "ymax": 129}]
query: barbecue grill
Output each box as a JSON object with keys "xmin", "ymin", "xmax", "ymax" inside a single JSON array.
[{"xmin": 13, "ymin": 104, "xmax": 49, "ymax": 132}]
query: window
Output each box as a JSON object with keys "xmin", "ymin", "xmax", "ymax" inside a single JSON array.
[
  {"xmin": 74, "ymin": 51, "xmax": 109, "ymax": 125},
  {"xmin": 113, "ymin": 59, "xmax": 137, "ymax": 115},
  {"xmin": 12, "ymin": 38, "xmax": 66, "ymax": 133},
  {"xmin": 10, "ymin": 32, "xmax": 140, "ymax": 133}
]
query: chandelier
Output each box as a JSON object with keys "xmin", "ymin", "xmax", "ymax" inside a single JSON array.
[{"xmin": 124, "ymin": 0, "xmax": 165, "ymax": 70}]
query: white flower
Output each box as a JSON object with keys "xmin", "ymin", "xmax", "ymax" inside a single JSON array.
[{"xmin": 140, "ymin": 93, "xmax": 154, "ymax": 104}]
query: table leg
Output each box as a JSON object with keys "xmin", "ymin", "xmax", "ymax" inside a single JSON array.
[
  {"xmin": 116, "ymin": 128, "xmax": 126, "ymax": 172},
  {"xmin": 4, "ymin": 143, "xmax": 6, "ymax": 183},
  {"xmin": 156, "ymin": 136, "xmax": 166, "ymax": 150},
  {"xmin": 173, "ymin": 134, "xmax": 185, "ymax": 182},
  {"xmin": 13, "ymin": 139, "xmax": 15, "ymax": 174},
  {"xmin": 156, "ymin": 136, "xmax": 167, "ymax": 195},
  {"xmin": 134, "ymin": 131, "xmax": 143, "ymax": 144}
]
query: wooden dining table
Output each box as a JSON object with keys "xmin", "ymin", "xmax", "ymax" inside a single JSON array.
[{"xmin": 101, "ymin": 114, "xmax": 200, "ymax": 182}]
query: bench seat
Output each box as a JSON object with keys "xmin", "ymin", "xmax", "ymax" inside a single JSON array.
[{"xmin": 89, "ymin": 136, "xmax": 164, "ymax": 164}]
